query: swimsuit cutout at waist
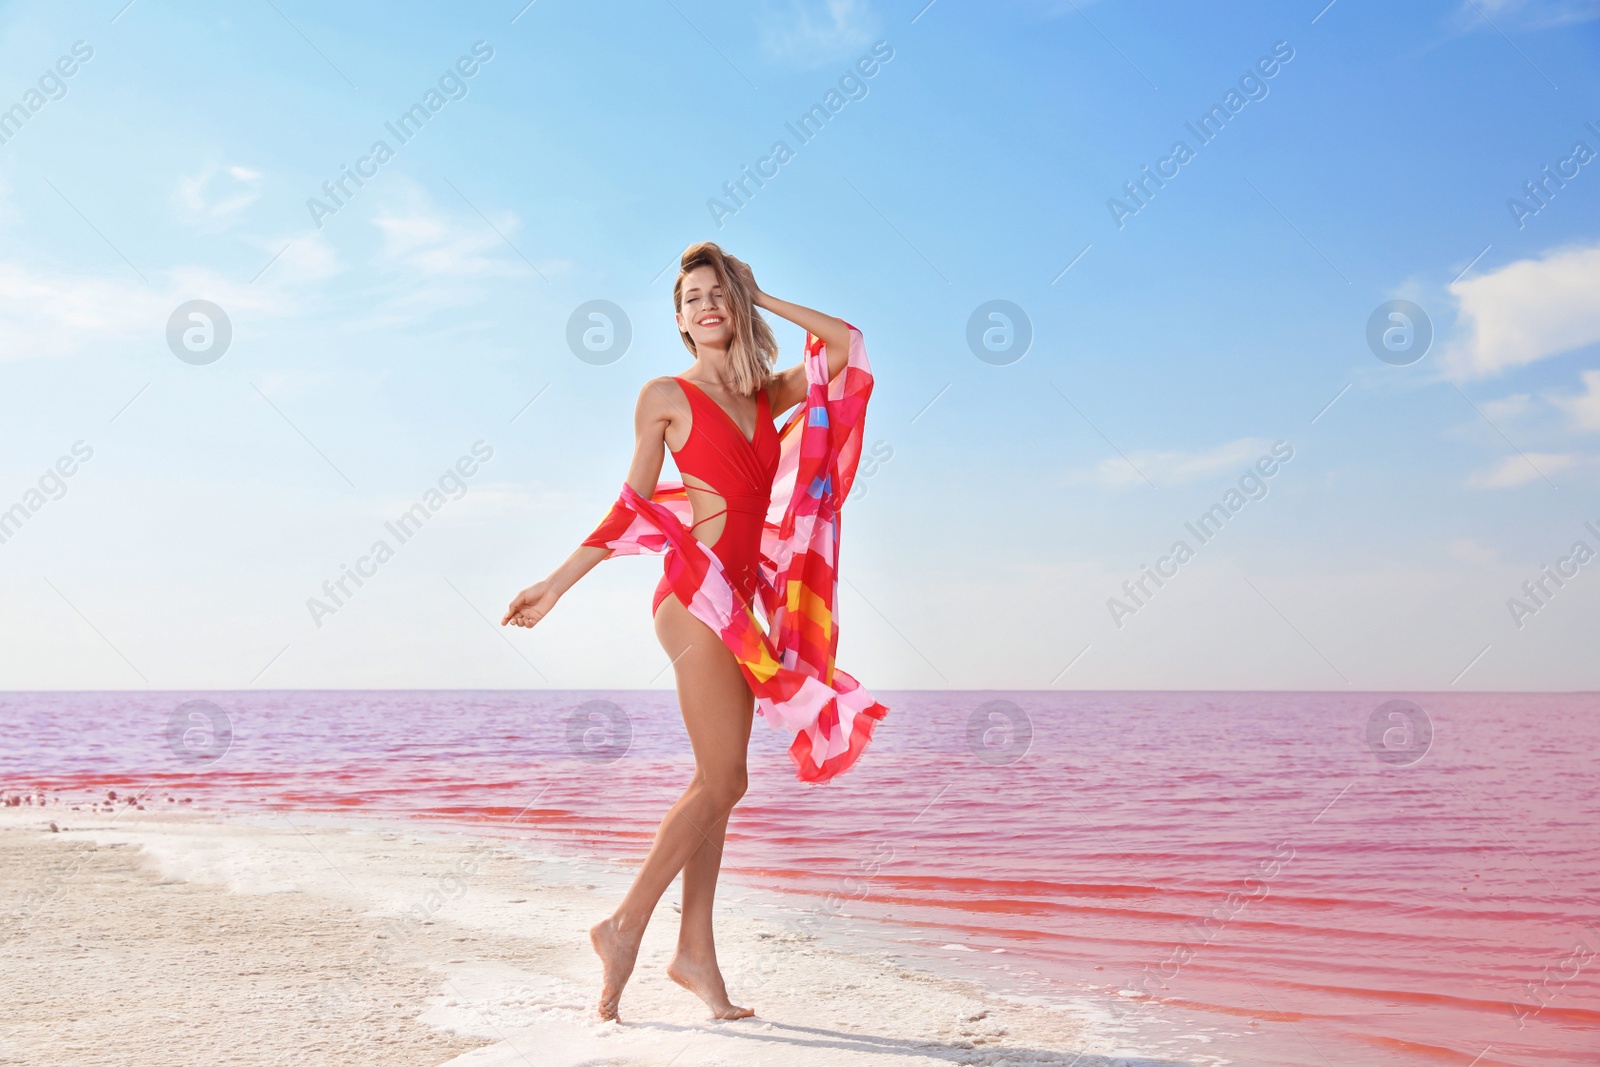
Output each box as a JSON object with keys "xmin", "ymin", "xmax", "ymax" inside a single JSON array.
[{"xmin": 653, "ymin": 376, "xmax": 781, "ymax": 616}]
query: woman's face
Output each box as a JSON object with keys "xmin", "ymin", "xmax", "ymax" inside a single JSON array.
[{"xmin": 676, "ymin": 264, "xmax": 735, "ymax": 351}]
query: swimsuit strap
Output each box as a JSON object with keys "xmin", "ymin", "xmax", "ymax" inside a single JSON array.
[
  {"xmin": 685, "ymin": 492, "xmax": 767, "ymax": 531},
  {"xmin": 688, "ymin": 506, "xmax": 729, "ymax": 531}
]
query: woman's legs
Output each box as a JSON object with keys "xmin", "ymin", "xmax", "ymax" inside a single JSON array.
[{"xmin": 588, "ymin": 592, "xmax": 755, "ymax": 1020}]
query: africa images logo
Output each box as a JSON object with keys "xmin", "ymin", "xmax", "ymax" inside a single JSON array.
[{"xmin": 304, "ymin": 41, "xmax": 495, "ymax": 229}]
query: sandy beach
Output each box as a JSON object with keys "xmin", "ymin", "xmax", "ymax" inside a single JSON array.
[{"xmin": 0, "ymin": 803, "xmax": 1131, "ymax": 1067}]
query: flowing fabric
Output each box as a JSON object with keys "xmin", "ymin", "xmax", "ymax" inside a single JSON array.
[{"xmin": 582, "ymin": 325, "xmax": 887, "ymax": 783}]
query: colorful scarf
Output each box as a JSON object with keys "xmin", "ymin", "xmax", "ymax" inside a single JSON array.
[{"xmin": 582, "ymin": 325, "xmax": 887, "ymax": 783}]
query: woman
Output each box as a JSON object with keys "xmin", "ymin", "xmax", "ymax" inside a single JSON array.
[{"xmin": 500, "ymin": 242, "xmax": 886, "ymax": 1022}]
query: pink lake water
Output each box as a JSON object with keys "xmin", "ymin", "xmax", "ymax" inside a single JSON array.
[{"xmin": 3, "ymin": 690, "xmax": 1596, "ymax": 1066}]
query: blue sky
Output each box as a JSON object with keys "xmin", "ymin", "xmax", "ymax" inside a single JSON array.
[{"xmin": 1, "ymin": 0, "xmax": 1597, "ymax": 692}]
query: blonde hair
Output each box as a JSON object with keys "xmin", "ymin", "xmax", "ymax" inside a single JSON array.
[{"xmin": 673, "ymin": 241, "xmax": 777, "ymax": 397}]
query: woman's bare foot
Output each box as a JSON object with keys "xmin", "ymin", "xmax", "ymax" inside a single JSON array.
[
  {"xmin": 590, "ymin": 916, "xmax": 644, "ymax": 1021},
  {"xmin": 667, "ymin": 952, "xmax": 755, "ymax": 1019}
]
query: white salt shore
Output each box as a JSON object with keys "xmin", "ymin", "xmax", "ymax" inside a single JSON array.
[{"xmin": 0, "ymin": 805, "xmax": 1180, "ymax": 1066}]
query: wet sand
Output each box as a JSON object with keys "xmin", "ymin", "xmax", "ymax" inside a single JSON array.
[{"xmin": 0, "ymin": 806, "xmax": 1137, "ymax": 1067}]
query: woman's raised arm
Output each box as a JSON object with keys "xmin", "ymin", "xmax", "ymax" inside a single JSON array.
[{"xmin": 725, "ymin": 256, "xmax": 852, "ymax": 416}]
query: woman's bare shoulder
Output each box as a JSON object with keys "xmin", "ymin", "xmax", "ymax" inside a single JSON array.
[{"xmin": 637, "ymin": 375, "xmax": 687, "ymax": 411}]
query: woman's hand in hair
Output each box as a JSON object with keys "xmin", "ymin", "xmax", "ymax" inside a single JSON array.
[{"xmin": 726, "ymin": 254, "xmax": 761, "ymax": 300}]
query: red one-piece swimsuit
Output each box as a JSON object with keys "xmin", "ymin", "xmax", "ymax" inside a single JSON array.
[{"xmin": 585, "ymin": 377, "xmax": 781, "ymax": 617}]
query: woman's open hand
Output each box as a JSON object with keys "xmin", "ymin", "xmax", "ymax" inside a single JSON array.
[{"xmin": 502, "ymin": 579, "xmax": 560, "ymax": 628}]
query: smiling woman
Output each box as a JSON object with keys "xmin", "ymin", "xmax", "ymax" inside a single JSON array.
[
  {"xmin": 6, "ymin": 1, "xmax": 1600, "ymax": 1061},
  {"xmin": 500, "ymin": 240, "xmax": 886, "ymax": 1023}
]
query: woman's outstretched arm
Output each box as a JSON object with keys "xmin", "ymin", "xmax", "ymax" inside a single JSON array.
[
  {"xmin": 727, "ymin": 256, "xmax": 852, "ymax": 416},
  {"xmin": 501, "ymin": 378, "xmax": 675, "ymax": 628}
]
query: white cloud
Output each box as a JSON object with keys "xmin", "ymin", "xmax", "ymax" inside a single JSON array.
[
  {"xmin": 1446, "ymin": 538, "xmax": 1497, "ymax": 565},
  {"xmin": 1010, "ymin": 0, "xmax": 1109, "ymax": 17},
  {"xmin": 1465, "ymin": 451, "xmax": 1582, "ymax": 488},
  {"xmin": 372, "ymin": 207, "xmax": 532, "ymax": 279},
  {"xmin": 1481, "ymin": 392, "xmax": 1534, "ymax": 420},
  {"xmin": 0, "ymin": 261, "xmax": 166, "ymax": 361},
  {"xmin": 1441, "ymin": 242, "xmax": 1600, "ymax": 379},
  {"xmin": 1450, "ymin": 0, "xmax": 1600, "ymax": 30},
  {"xmin": 176, "ymin": 163, "xmax": 263, "ymax": 230},
  {"xmin": 253, "ymin": 371, "xmax": 295, "ymax": 396},
  {"xmin": 0, "ymin": 254, "xmax": 315, "ymax": 363},
  {"xmin": 1475, "ymin": 375, "xmax": 1600, "ymax": 437},
  {"xmin": 1551, "ymin": 369, "xmax": 1600, "ymax": 433},
  {"xmin": 247, "ymin": 232, "xmax": 345, "ymax": 285},
  {"xmin": 1090, "ymin": 437, "xmax": 1274, "ymax": 488},
  {"xmin": 321, "ymin": 194, "xmax": 557, "ymax": 332},
  {"xmin": 760, "ymin": 0, "xmax": 878, "ymax": 68}
]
